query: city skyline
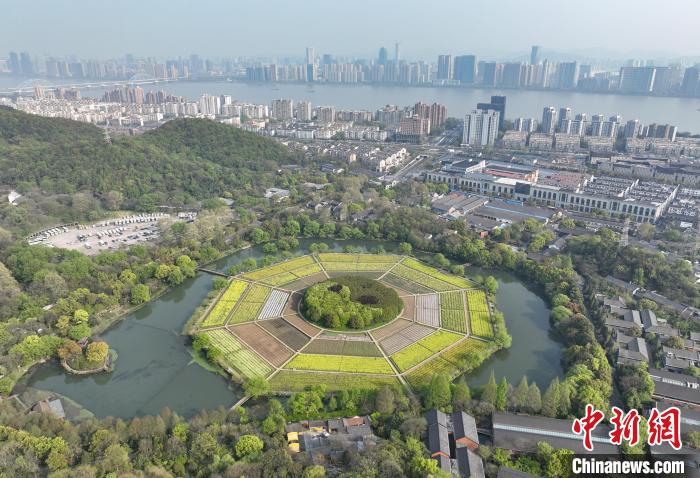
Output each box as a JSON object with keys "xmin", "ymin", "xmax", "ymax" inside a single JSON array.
[{"xmin": 2, "ymin": 0, "xmax": 700, "ymax": 61}]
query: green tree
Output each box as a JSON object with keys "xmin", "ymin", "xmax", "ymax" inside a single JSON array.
[
  {"xmin": 244, "ymin": 377, "xmax": 270, "ymax": 398},
  {"xmin": 512, "ymin": 376, "xmax": 530, "ymax": 411},
  {"xmin": 302, "ymin": 465, "xmax": 326, "ymax": 478},
  {"xmin": 131, "ymin": 284, "xmax": 151, "ymax": 305},
  {"xmin": 452, "ymin": 378, "xmax": 471, "ymax": 411},
  {"xmin": 496, "ymin": 377, "xmax": 509, "ymax": 411},
  {"xmin": 526, "ymin": 383, "xmax": 542, "ymax": 413},
  {"xmin": 235, "ymin": 435, "xmax": 264, "ymax": 459},
  {"xmin": 484, "ymin": 276, "xmax": 499, "ymax": 295},
  {"xmin": 425, "ymin": 373, "xmax": 452, "ymax": 410},
  {"xmin": 68, "ymin": 323, "xmax": 92, "ymax": 340},
  {"xmin": 541, "ymin": 378, "xmax": 561, "ymax": 418},
  {"xmin": 481, "ymin": 371, "xmax": 498, "ymax": 405},
  {"xmin": 86, "ymin": 341, "xmax": 109, "ymax": 364},
  {"xmin": 375, "ymin": 386, "xmax": 396, "ymax": 415},
  {"xmin": 398, "ymin": 242, "xmax": 412, "ymax": 255}
]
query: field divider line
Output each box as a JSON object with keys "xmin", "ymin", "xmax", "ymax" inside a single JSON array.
[
  {"xmin": 224, "ymin": 282, "xmax": 255, "ymax": 326},
  {"xmin": 198, "ymin": 278, "xmax": 231, "ymax": 327},
  {"xmin": 377, "ymin": 255, "xmax": 404, "ymax": 280},
  {"xmin": 399, "ymin": 334, "xmax": 471, "ymax": 376},
  {"xmin": 225, "ymin": 325, "xmax": 277, "ymax": 369},
  {"xmin": 254, "ymin": 321, "xmax": 297, "ymax": 354},
  {"xmin": 368, "ymin": 329, "xmax": 410, "ymax": 391},
  {"xmin": 312, "ymin": 254, "xmax": 331, "ymax": 279},
  {"xmin": 462, "ymin": 289, "xmax": 472, "ymax": 337}
]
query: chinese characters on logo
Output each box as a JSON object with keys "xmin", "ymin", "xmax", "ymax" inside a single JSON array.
[{"xmin": 571, "ymin": 405, "xmax": 682, "ymax": 451}]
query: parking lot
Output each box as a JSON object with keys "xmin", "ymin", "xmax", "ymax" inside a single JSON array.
[{"xmin": 27, "ymin": 214, "xmax": 170, "ymax": 255}]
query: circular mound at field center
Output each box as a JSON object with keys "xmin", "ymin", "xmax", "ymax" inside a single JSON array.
[{"xmin": 300, "ymin": 276, "xmax": 402, "ymax": 331}]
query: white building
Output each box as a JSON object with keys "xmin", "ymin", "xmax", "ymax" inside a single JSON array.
[
  {"xmin": 463, "ymin": 109, "xmax": 499, "ymax": 146},
  {"xmin": 541, "ymin": 107, "xmax": 557, "ymax": 134},
  {"xmin": 271, "ymin": 99, "xmax": 294, "ymax": 120}
]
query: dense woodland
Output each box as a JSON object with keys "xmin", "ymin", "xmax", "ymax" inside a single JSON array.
[{"xmin": 0, "ymin": 110, "xmax": 697, "ymax": 475}]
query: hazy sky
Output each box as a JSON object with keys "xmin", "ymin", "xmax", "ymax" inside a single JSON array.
[{"xmin": 3, "ymin": 0, "xmax": 699, "ymax": 60}]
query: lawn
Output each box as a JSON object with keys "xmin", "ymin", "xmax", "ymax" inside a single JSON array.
[{"xmin": 284, "ymin": 353, "xmax": 394, "ymax": 374}]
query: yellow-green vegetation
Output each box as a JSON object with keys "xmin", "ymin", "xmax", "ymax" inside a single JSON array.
[
  {"xmin": 390, "ymin": 330, "xmax": 463, "ymax": 372},
  {"xmin": 406, "ymin": 338, "xmax": 492, "ymax": 388},
  {"xmin": 466, "ymin": 290, "xmax": 493, "ymax": 338},
  {"xmin": 261, "ymin": 263, "xmax": 323, "ymax": 286},
  {"xmin": 391, "ymin": 264, "xmax": 456, "ymax": 291},
  {"xmin": 243, "ymin": 256, "xmax": 315, "ymax": 281},
  {"xmin": 228, "ymin": 284, "xmax": 271, "ymax": 324},
  {"xmin": 284, "ymin": 353, "xmax": 394, "ymax": 374},
  {"xmin": 269, "ymin": 371, "xmax": 401, "ymax": 392},
  {"xmin": 402, "ymin": 258, "xmax": 475, "ymax": 288},
  {"xmin": 201, "ymin": 280, "xmax": 248, "ymax": 327},
  {"xmin": 439, "ymin": 291, "xmax": 467, "ymax": 333},
  {"xmin": 318, "ymin": 253, "xmax": 400, "ymax": 263},
  {"xmin": 321, "ymin": 261, "xmax": 394, "ymax": 271},
  {"xmin": 301, "ymin": 276, "xmax": 401, "ymax": 329},
  {"xmin": 201, "ymin": 329, "xmax": 272, "ymax": 379}
]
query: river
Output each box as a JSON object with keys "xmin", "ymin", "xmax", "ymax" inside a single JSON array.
[
  {"xmin": 26, "ymin": 240, "xmax": 563, "ymax": 419},
  {"xmin": 2, "ymin": 75, "xmax": 699, "ymax": 131}
]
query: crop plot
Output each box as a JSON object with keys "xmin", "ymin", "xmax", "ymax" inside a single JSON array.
[
  {"xmin": 415, "ymin": 294, "xmax": 440, "ymax": 327},
  {"xmin": 379, "ymin": 323, "xmax": 434, "ymax": 355},
  {"xmin": 381, "ymin": 273, "xmax": 435, "ymax": 294},
  {"xmin": 389, "ymin": 331, "xmax": 463, "ymax": 372},
  {"xmin": 401, "ymin": 258, "xmax": 476, "ymax": 289},
  {"xmin": 303, "ymin": 338, "xmax": 382, "ymax": 357},
  {"xmin": 193, "ymin": 252, "xmax": 502, "ymax": 393},
  {"xmin": 201, "ymin": 329, "xmax": 272, "ymax": 379},
  {"xmin": 399, "ymin": 295, "xmax": 416, "ymax": 320},
  {"xmin": 391, "ymin": 264, "xmax": 457, "ymax": 292},
  {"xmin": 201, "ymin": 279, "xmax": 249, "ymax": 327},
  {"xmin": 439, "ymin": 291, "xmax": 468, "ymax": 333},
  {"xmin": 407, "ymin": 338, "xmax": 490, "ymax": 388},
  {"xmin": 283, "ymin": 313, "xmax": 320, "ymax": 337},
  {"xmin": 243, "ymin": 256, "xmax": 315, "ymax": 281},
  {"xmin": 466, "ymin": 290, "xmax": 493, "ymax": 338},
  {"xmin": 370, "ymin": 318, "xmax": 412, "ymax": 340},
  {"xmin": 228, "ymin": 284, "xmax": 271, "ymax": 324},
  {"xmin": 230, "ymin": 323, "xmax": 293, "ymax": 367},
  {"xmin": 259, "ymin": 317, "xmax": 310, "ymax": 350},
  {"xmin": 258, "ymin": 290, "xmax": 289, "ymax": 319},
  {"xmin": 269, "ymin": 371, "xmax": 401, "ymax": 392},
  {"xmin": 284, "ymin": 354, "xmax": 394, "ymax": 374}
]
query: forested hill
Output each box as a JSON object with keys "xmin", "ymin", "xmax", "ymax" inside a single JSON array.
[{"xmin": 0, "ymin": 107, "xmax": 301, "ymax": 207}]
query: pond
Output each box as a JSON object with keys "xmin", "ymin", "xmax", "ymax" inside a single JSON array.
[{"xmin": 26, "ymin": 240, "xmax": 563, "ymax": 418}]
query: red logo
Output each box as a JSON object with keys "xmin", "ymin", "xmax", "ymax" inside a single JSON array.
[
  {"xmin": 572, "ymin": 404, "xmax": 605, "ymax": 451},
  {"xmin": 572, "ymin": 405, "xmax": 683, "ymax": 451},
  {"xmin": 609, "ymin": 406, "xmax": 640, "ymax": 447},
  {"xmin": 648, "ymin": 406, "xmax": 682, "ymax": 450}
]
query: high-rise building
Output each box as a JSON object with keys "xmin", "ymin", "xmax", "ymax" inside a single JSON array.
[
  {"xmin": 316, "ymin": 106, "xmax": 336, "ymax": 124},
  {"xmin": 463, "ymin": 109, "xmax": 500, "ymax": 146},
  {"xmin": 624, "ymin": 119, "xmax": 642, "ymax": 138},
  {"xmin": 8, "ymin": 51, "xmax": 20, "ymax": 74},
  {"xmin": 394, "ymin": 42, "xmax": 400, "ymax": 62},
  {"xmin": 501, "ymin": 62, "xmax": 525, "ymax": 88},
  {"xmin": 514, "ymin": 117, "xmax": 538, "ymax": 132},
  {"xmin": 619, "ymin": 67, "xmax": 656, "ymax": 93},
  {"xmin": 530, "ymin": 45, "xmax": 541, "ymax": 65},
  {"xmin": 541, "ymin": 107, "xmax": 557, "ymax": 134},
  {"xmin": 557, "ymin": 62, "xmax": 579, "ymax": 89},
  {"xmin": 454, "ymin": 55, "xmax": 476, "ymax": 84},
  {"xmin": 306, "ymin": 64, "xmax": 317, "ymax": 82},
  {"xmin": 479, "ymin": 61, "xmax": 497, "ymax": 87},
  {"xmin": 558, "ymin": 107, "xmax": 572, "ymax": 130},
  {"xmin": 437, "ymin": 55, "xmax": 453, "ymax": 80},
  {"xmin": 681, "ymin": 67, "xmax": 699, "ymax": 96},
  {"xmin": 296, "ymin": 101, "xmax": 312, "ymax": 121},
  {"xmin": 378, "ymin": 47, "xmax": 388, "ymax": 65},
  {"xmin": 429, "ymin": 103, "xmax": 447, "ymax": 128},
  {"xmin": 644, "ymin": 123, "xmax": 677, "ymax": 141},
  {"xmin": 305, "ymin": 47, "xmax": 315, "ymax": 65},
  {"xmin": 198, "ymin": 94, "xmax": 221, "ymax": 115},
  {"xmin": 19, "ymin": 52, "xmax": 34, "ymax": 75},
  {"xmin": 271, "ymin": 99, "xmax": 294, "ymax": 120},
  {"xmin": 476, "ymin": 96, "xmax": 506, "ymax": 131}
]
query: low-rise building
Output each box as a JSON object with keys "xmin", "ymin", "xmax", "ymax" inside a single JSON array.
[{"xmin": 425, "ymin": 410, "xmax": 484, "ymax": 478}]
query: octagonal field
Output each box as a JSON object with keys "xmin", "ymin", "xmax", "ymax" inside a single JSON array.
[{"xmin": 192, "ymin": 252, "xmax": 500, "ymax": 392}]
